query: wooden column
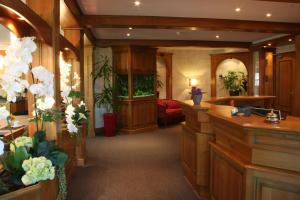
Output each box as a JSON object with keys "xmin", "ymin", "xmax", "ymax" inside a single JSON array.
[
  {"xmin": 27, "ymin": 0, "xmax": 61, "ymax": 140},
  {"xmin": 159, "ymin": 53, "xmax": 173, "ymax": 99}
]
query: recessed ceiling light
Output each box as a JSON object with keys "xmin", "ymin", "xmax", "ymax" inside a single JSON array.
[
  {"xmin": 288, "ymin": 38, "xmax": 293, "ymax": 42},
  {"xmin": 235, "ymin": 8, "xmax": 241, "ymax": 12},
  {"xmin": 190, "ymin": 27, "xmax": 197, "ymax": 31},
  {"xmin": 134, "ymin": 1, "xmax": 141, "ymax": 6},
  {"xmin": 268, "ymin": 43, "xmax": 272, "ymax": 46},
  {"xmin": 176, "ymin": 31, "xmax": 181, "ymax": 36},
  {"xmin": 126, "ymin": 33, "xmax": 131, "ymax": 37},
  {"xmin": 129, "ymin": 27, "xmax": 133, "ymax": 30},
  {"xmin": 266, "ymin": 13, "xmax": 272, "ymax": 18},
  {"xmin": 216, "ymin": 35, "xmax": 220, "ymax": 39},
  {"xmin": 263, "ymin": 46, "xmax": 267, "ymax": 48},
  {"xmin": 64, "ymin": 47, "xmax": 69, "ymax": 50}
]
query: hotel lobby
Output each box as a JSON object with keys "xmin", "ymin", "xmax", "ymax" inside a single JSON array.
[{"xmin": 0, "ymin": 0, "xmax": 300, "ymax": 200}]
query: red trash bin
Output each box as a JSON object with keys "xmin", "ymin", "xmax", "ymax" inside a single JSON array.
[{"xmin": 103, "ymin": 113, "xmax": 116, "ymax": 137}]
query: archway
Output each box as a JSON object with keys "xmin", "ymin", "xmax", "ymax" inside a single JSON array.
[{"xmin": 216, "ymin": 58, "xmax": 248, "ymax": 97}]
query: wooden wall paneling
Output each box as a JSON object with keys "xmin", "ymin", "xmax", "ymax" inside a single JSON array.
[
  {"xmin": 210, "ymin": 52, "xmax": 253, "ymax": 97},
  {"xmin": 275, "ymin": 52, "xmax": 296, "ymax": 115},
  {"xmin": 293, "ymin": 35, "xmax": 300, "ymax": 116}
]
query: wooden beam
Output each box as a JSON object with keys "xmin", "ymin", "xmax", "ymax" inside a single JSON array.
[
  {"xmin": 256, "ymin": 0, "xmax": 300, "ymax": 3},
  {"xmin": 64, "ymin": 0, "xmax": 96, "ymax": 44},
  {"xmin": 251, "ymin": 34, "xmax": 294, "ymax": 50},
  {"xmin": 79, "ymin": 15, "xmax": 300, "ymax": 34},
  {"xmin": 96, "ymin": 39, "xmax": 251, "ymax": 48}
]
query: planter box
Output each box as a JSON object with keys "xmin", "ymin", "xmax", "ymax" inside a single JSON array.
[
  {"xmin": 76, "ymin": 125, "xmax": 87, "ymax": 166},
  {"xmin": 58, "ymin": 129, "xmax": 76, "ymax": 183},
  {"xmin": 0, "ymin": 179, "xmax": 58, "ymax": 200}
]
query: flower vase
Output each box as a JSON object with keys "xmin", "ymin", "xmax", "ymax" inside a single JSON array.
[{"xmin": 192, "ymin": 94, "xmax": 202, "ymax": 105}]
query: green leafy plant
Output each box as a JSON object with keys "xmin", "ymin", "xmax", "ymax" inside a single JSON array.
[
  {"xmin": 219, "ymin": 71, "xmax": 247, "ymax": 95},
  {"xmin": 92, "ymin": 56, "xmax": 116, "ymax": 112}
]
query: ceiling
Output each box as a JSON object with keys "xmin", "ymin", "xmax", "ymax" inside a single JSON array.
[{"xmin": 76, "ymin": 0, "xmax": 300, "ymax": 43}]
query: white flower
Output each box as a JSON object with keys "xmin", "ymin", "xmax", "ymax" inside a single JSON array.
[
  {"xmin": 31, "ymin": 66, "xmax": 54, "ymax": 85},
  {"xmin": 21, "ymin": 156, "xmax": 55, "ymax": 186},
  {"xmin": 72, "ymin": 72, "xmax": 80, "ymax": 90},
  {"xmin": 0, "ymin": 106, "xmax": 10, "ymax": 120},
  {"xmin": 67, "ymin": 123, "xmax": 78, "ymax": 133},
  {"xmin": 36, "ymin": 97, "xmax": 55, "ymax": 111},
  {"xmin": 10, "ymin": 136, "xmax": 33, "ymax": 152},
  {"xmin": 0, "ymin": 140, "xmax": 4, "ymax": 156}
]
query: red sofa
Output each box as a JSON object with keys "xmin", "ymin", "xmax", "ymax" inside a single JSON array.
[{"xmin": 157, "ymin": 99, "xmax": 185, "ymax": 126}]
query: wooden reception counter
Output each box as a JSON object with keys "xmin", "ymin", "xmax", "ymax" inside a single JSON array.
[{"xmin": 180, "ymin": 96, "xmax": 300, "ymax": 200}]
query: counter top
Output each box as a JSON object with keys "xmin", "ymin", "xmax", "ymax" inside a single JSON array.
[
  {"xmin": 180, "ymin": 97, "xmax": 300, "ymax": 134},
  {"xmin": 206, "ymin": 95, "xmax": 275, "ymax": 103},
  {"xmin": 208, "ymin": 104, "xmax": 300, "ymax": 134}
]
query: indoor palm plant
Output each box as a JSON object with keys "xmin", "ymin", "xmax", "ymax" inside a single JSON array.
[
  {"xmin": 0, "ymin": 37, "xmax": 68, "ymax": 199},
  {"xmin": 92, "ymin": 56, "xmax": 116, "ymax": 137},
  {"xmin": 219, "ymin": 71, "xmax": 247, "ymax": 96}
]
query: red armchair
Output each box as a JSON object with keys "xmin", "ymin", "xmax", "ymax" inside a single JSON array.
[{"xmin": 157, "ymin": 99, "xmax": 185, "ymax": 126}]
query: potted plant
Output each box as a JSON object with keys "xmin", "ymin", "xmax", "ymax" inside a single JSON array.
[
  {"xmin": 191, "ymin": 87, "xmax": 205, "ymax": 105},
  {"xmin": 0, "ymin": 37, "xmax": 68, "ymax": 199},
  {"xmin": 92, "ymin": 56, "xmax": 116, "ymax": 137},
  {"xmin": 219, "ymin": 71, "xmax": 247, "ymax": 96}
]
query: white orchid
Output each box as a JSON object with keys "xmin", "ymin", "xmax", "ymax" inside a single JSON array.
[
  {"xmin": 72, "ymin": 72, "xmax": 80, "ymax": 90},
  {"xmin": 0, "ymin": 106, "xmax": 10, "ymax": 120},
  {"xmin": 0, "ymin": 140, "xmax": 4, "ymax": 156},
  {"xmin": 65, "ymin": 104, "xmax": 77, "ymax": 134},
  {"xmin": 36, "ymin": 97, "xmax": 55, "ymax": 111}
]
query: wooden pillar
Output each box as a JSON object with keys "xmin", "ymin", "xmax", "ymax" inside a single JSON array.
[
  {"xmin": 293, "ymin": 35, "xmax": 300, "ymax": 116},
  {"xmin": 158, "ymin": 53, "xmax": 173, "ymax": 99},
  {"xmin": 84, "ymin": 43, "xmax": 95, "ymax": 136},
  {"xmin": 27, "ymin": 0, "xmax": 61, "ymax": 140}
]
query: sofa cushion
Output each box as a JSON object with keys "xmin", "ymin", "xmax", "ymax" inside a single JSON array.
[
  {"xmin": 166, "ymin": 108, "xmax": 182, "ymax": 116},
  {"xmin": 166, "ymin": 100, "xmax": 181, "ymax": 109}
]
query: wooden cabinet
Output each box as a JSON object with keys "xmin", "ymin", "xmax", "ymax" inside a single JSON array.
[
  {"xmin": 180, "ymin": 101, "xmax": 214, "ymax": 199},
  {"xmin": 112, "ymin": 46, "xmax": 157, "ymax": 134},
  {"xmin": 208, "ymin": 109, "xmax": 300, "ymax": 200}
]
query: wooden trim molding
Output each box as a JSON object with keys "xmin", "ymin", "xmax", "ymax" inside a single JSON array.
[
  {"xmin": 0, "ymin": 0, "xmax": 52, "ymax": 45},
  {"xmin": 210, "ymin": 52, "xmax": 253, "ymax": 97},
  {"xmin": 80, "ymin": 15, "xmax": 300, "ymax": 34},
  {"xmin": 96, "ymin": 39, "xmax": 251, "ymax": 48}
]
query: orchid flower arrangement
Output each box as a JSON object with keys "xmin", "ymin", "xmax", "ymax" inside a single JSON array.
[
  {"xmin": 59, "ymin": 54, "xmax": 89, "ymax": 136},
  {"xmin": 0, "ymin": 37, "xmax": 67, "ymax": 199}
]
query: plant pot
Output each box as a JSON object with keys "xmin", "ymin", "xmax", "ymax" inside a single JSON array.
[
  {"xmin": 229, "ymin": 90, "xmax": 240, "ymax": 96},
  {"xmin": 103, "ymin": 113, "xmax": 116, "ymax": 137},
  {"xmin": 192, "ymin": 94, "xmax": 202, "ymax": 105},
  {"xmin": 0, "ymin": 179, "xmax": 58, "ymax": 200}
]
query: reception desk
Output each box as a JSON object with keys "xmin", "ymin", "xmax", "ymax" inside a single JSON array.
[{"xmin": 180, "ymin": 96, "xmax": 300, "ymax": 200}]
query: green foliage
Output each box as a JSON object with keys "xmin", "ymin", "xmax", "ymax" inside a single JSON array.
[
  {"xmin": 72, "ymin": 104, "xmax": 89, "ymax": 126},
  {"xmin": 115, "ymin": 75, "xmax": 128, "ymax": 97},
  {"xmin": 219, "ymin": 71, "xmax": 248, "ymax": 94},
  {"xmin": 133, "ymin": 75, "xmax": 155, "ymax": 97},
  {"xmin": 92, "ymin": 56, "xmax": 116, "ymax": 112},
  {"xmin": 68, "ymin": 91, "xmax": 82, "ymax": 98}
]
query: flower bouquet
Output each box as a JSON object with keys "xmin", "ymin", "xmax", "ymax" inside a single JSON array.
[
  {"xmin": 191, "ymin": 87, "xmax": 205, "ymax": 105},
  {"xmin": 0, "ymin": 37, "xmax": 68, "ymax": 199}
]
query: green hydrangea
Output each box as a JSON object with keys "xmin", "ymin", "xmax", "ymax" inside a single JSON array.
[
  {"xmin": 10, "ymin": 136, "xmax": 33, "ymax": 152},
  {"xmin": 21, "ymin": 156, "xmax": 55, "ymax": 186}
]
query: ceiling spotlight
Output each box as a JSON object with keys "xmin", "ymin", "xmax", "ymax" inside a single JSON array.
[
  {"xmin": 263, "ymin": 46, "xmax": 267, "ymax": 48},
  {"xmin": 129, "ymin": 27, "xmax": 133, "ymax": 30},
  {"xmin": 235, "ymin": 8, "xmax": 241, "ymax": 12},
  {"xmin": 190, "ymin": 27, "xmax": 197, "ymax": 31},
  {"xmin": 64, "ymin": 47, "xmax": 69, "ymax": 50},
  {"xmin": 134, "ymin": 1, "xmax": 141, "ymax": 6},
  {"xmin": 266, "ymin": 13, "xmax": 272, "ymax": 18},
  {"xmin": 126, "ymin": 33, "xmax": 131, "ymax": 37},
  {"xmin": 216, "ymin": 35, "xmax": 220, "ymax": 39},
  {"xmin": 268, "ymin": 43, "xmax": 272, "ymax": 46},
  {"xmin": 288, "ymin": 38, "xmax": 293, "ymax": 42},
  {"xmin": 176, "ymin": 31, "xmax": 181, "ymax": 36}
]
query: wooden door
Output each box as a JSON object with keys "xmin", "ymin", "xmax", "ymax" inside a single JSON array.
[{"xmin": 275, "ymin": 52, "xmax": 295, "ymax": 115}]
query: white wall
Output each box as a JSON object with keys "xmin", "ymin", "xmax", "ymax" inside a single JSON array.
[
  {"xmin": 216, "ymin": 58, "xmax": 248, "ymax": 97},
  {"xmin": 94, "ymin": 47, "xmax": 112, "ymax": 128}
]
